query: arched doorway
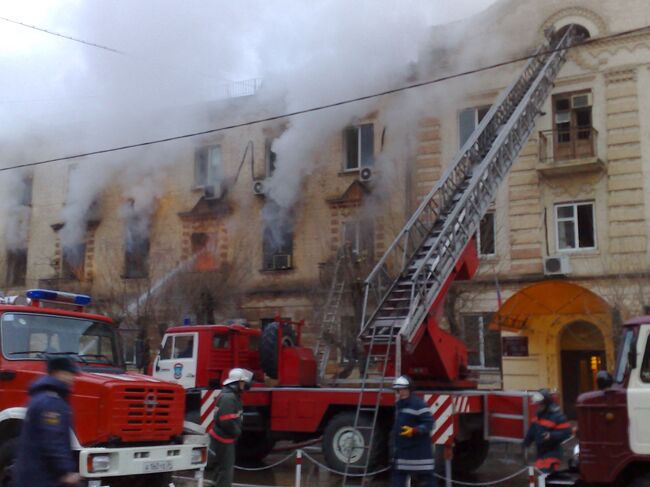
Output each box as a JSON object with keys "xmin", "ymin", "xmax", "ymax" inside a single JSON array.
[{"xmin": 559, "ymin": 321, "xmax": 606, "ymax": 419}]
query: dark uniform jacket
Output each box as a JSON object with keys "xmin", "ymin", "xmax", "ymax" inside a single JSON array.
[
  {"xmin": 393, "ymin": 393, "xmax": 435, "ymax": 471},
  {"xmin": 14, "ymin": 376, "xmax": 76, "ymax": 487},
  {"xmin": 524, "ymin": 404, "xmax": 572, "ymax": 472},
  {"xmin": 210, "ymin": 384, "xmax": 243, "ymax": 444}
]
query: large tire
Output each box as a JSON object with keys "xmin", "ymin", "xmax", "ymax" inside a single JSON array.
[
  {"xmin": 260, "ymin": 322, "xmax": 296, "ymax": 379},
  {"xmin": 322, "ymin": 412, "xmax": 387, "ymax": 473},
  {"xmin": 236, "ymin": 431, "xmax": 276, "ymax": 464},
  {"xmin": 0, "ymin": 438, "xmax": 18, "ymax": 487}
]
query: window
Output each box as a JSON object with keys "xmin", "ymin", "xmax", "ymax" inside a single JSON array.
[
  {"xmin": 213, "ymin": 334, "xmax": 230, "ymax": 349},
  {"xmin": 262, "ymin": 221, "xmax": 293, "ymax": 271},
  {"xmin": 194, "ymin": 145, "xmax": 221, "ymax": 189},
  {"xmin": 342, "ymin": 219, "xmax": 374, "ymax": 260},
  {"xmin": 555, "ymin": 202, "xmax": 595, "ymax": 251},
  {"xmin": 266, "ymin": 140, "xmax": 277, "ymax": 177},
  {"xmin": 552, "ymin": 91, "xmax": 594, "ymax": 160},
  {"xmin": 61, "ymin": 243, "xmax": 86, "ymax": 280},
  {"xmin": 124, "ymin": 217, "xmax": 150, "ymax": 278},
  {"xmin": 191, "ymin": 232, "xmax": 216, "ymax": 271},
  {"xmin": 344, "ymin": 124, "xmax": 374, "ymax": 171},
  {"xmin": 461, "ymin": 314, "xmax": 501, "ymax": 369},
  {"xmin": 477, "ymin": 212, "xmax": 496, "ymax": 257},
  {"xmin": 459, "ymin": 106, "xmax": 490, "ymax": 148},
  {"xmin": 159, "ymin": 335, "xmax": 194, "ymax": 360},
  {"xmin": 21, "ymin": 175, "xmax": 33, "ymax": 207},
  {"xmin": 5, "ymin": 248, "xmax": 27, "ymax": 287}
]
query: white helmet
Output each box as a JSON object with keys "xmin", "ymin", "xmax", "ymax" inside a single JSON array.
[
  {"xmin": 392, "ymin": 375, "xmax": 412, "ymax": 390},
  {"xmin": 223, "ymin": 368, "xmax": 253, "ymax": 386}
]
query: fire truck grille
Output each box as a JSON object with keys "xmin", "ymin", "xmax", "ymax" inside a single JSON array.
[{"xmin": 111, "ymin": 386, "xmax": 183, "ymax": 442}]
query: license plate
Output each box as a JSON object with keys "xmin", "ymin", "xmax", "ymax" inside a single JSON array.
[{"xmin": 143, "ymin": 460, "xmax": 174, "ymax": 473}]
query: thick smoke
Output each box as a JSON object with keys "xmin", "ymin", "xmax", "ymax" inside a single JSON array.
[{"xmin": 0, "ymin": 0, "xmax": 499, "ymax": 252}]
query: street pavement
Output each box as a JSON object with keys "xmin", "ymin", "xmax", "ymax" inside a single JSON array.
[{"xmin": 175, "ymin": 441, "xmax": 572, "ymax": 487}]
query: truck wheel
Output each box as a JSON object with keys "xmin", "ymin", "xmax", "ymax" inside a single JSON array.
[
  {"xmin": 0, "ymin": 438, "xmax": 18, "ymax": 487},
  {"xmin": 236, "ymin": 431, "xmax": 276, "ymax": 463},
  {"xmin": 322, "ymin": 412, "xmax": 387, "ymax": 473},
  {"xmin": 260, "ymin": 322, "xmax": 297, "ymax": 379}
]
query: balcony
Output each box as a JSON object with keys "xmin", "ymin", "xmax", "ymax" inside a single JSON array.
[{"xmin": 537, "ymin": 128, "xmax": 605, "ymax": 176}]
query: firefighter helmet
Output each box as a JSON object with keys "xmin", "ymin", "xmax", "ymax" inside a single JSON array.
[
  {"xmin": 223, "ymin": 368, "xmax": 253, "ymax": 386},
  {"xmin": 392, "ymin": 375, "xmax": 413, "ymax": 390},
  {"xmin": 531, "ymin": 388, "xmax": 554, "ymax": 408}
]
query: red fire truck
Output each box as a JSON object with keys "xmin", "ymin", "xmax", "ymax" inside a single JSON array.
[
  {"xmin": 0, "ymin": 289, "xmax": 208, "ymax": 487},
  {"xmin": 154, "ymin": 25, "xmax": 578, "ymax": 476},
  {"xmin": 546, "ymin": 315, "xmax": 650, "ymax": 487}
]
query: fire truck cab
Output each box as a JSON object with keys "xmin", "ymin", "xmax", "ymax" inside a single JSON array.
[
  {"xmin": 0, "ymin": 289, "xmax": 208, "ymax": 487},
  {"xmin": 549, "ymin": 315, "xmax": 650, "ymax": 487}
]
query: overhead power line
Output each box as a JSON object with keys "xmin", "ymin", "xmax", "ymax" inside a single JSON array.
[
  {"xmin": 0, "ymin": 15, "xmax": 124, "ymax": 54},
  {"xmin": 2, "ymin": 24, "xmax": 650, "ymax": 174}
]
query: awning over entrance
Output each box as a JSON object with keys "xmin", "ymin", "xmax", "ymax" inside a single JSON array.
[{"xmin": 489, "ymin": 280, "xmax": 611, "ymax": 330}]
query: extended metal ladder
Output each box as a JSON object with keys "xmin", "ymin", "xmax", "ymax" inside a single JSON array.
[
  {"xmin": 341, "ymin": 26, "xmax": 577, "ymax": 484},
  {"xmin": 314, "ymin": 247, "xmax": 350, "ymax": 381}
]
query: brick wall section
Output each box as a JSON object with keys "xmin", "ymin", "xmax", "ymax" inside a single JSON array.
[
  {"xmin": 508, "ymin": 140, "xmax": 543, "ymax": 274},
  {"xmin": 414, "ymin": 117, "xmax": 442, "ymax": 203},
  {"xmin": 605, "ymin": 67, "xmax": 647, "ymax": 257}
]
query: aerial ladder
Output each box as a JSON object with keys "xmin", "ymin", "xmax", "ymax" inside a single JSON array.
[{"xmin": 342, "ymin": 26, "xmax": 579, "ymax": 483}]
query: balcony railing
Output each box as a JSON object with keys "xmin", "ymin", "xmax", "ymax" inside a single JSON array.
[{"xmin": 539, "ymin": 127, "xmax": 598, "ymax": 163}]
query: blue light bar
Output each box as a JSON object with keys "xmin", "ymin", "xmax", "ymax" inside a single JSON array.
[{"xmin": 26, "ymin": 289, "xmax": 92, "ymax": 306}]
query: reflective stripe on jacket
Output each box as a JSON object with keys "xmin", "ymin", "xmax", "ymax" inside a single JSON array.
[
  {"xmin": 212, "ymin": 385, "xmax": 243, "ymax": 443},
  {"xmin": 392, "ymin": 394, "xmax": 435, "ymax": 471},
  {"xmin": 524, "ymin": 404, "xmax": 572, "ymax": 473}
]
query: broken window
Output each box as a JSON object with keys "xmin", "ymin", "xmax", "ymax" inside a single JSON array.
[
  {"xmin": 344, "ymin": 124, "xmax": 374, "ymax": 171},
  {"xmin": 194, "ymin": 145, "xmax": 221, "ymax": 190},
  {"xmin": 20, "ymin": 175, "xmax": 33, "ymax": 207},
  {"xmin": 61, "ymin": 243, "xmax": 86, "ymax": 280},
  {"xmin": 5, "ymin": 248, "xmax": 27, "ymax": 287},
  {"xmin": 459, "ymin": 106, "xmax": 491, "ymax": 148},
  {"xmin": 555, "ymin": 202, "xmax": 595, "ymax": 251},
  {"xmin": 477, "ymin": 212, "xmax": 496, "ymax": 257},
  {"xmin": 191, "ymin": 232, "xmax": 216, "ymax": 272},
  {"xmin": 262, "ymin": 221, "xmax": 293, "ymax": 271},
  {"xmin": 124, "ymin": 218, "xmax": 150, "ymax": 278},
  {"xmin": 461, "ymin": 313, "xmax": 501, "ymax": 369},
  {"xmin": 342, "ymin": 219, "xmax": 374, "ymax": 260}
]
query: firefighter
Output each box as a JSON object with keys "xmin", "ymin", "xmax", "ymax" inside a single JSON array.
[
  {"xmin": 392, "ymin": 375, "xmax": 437, "ymax": 487},
  {"xmin": 14, "ymin": 356, "xmax": 81, "ymax": 487},
  {"xmin": 210, "ymin": 367, "xmax": 253, "ymax": 487},
  {"xmin": 523, "ymin": 389, "xmax": 573, "ymax": 473}
]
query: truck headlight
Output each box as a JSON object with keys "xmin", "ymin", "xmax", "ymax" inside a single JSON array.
[
  {"xmin": 87, "ymin": 453, "xmax": 111, "ymax": 473},
  {"xmin": 191, "ymin": 447, "xmax": 207, "ymax": 465}
]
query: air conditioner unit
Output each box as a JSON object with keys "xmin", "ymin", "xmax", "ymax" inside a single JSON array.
[
  {"xmin": 272, "ymin": 254, "xmax": 292, "ymax": 269},
  {"xmin": 203, "ymin": 182, "xmax": 222, "ymax": 200},
  {"xmin": 543, "ymin": 255, "xmax": 571, "ymax": 276},
  {"xmin": 359, "ymin": 167, "xmax": 373, "ymax": 182},
  {"xmin": 252, "ymin": 180, "xmax": 266, "ymax": 196},
  {"xmin": 571, "ymin": 93, "xmax": 592, "ymax": 109}
]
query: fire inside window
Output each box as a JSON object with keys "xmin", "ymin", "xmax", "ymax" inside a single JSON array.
[
  {"xmin": 344, "ymin": 124, "xmax": 374, "ymax": 171},
  {"xmin": 61, "ymin": 243, "xmax": 86, "ymax": 280},
  {"xmin": 555, "ymin": 201, "xmax": 596, "ymax": 251},
  {"xmin": 191, "ymin": 232, "xmax": 217, "ymax": 271}
]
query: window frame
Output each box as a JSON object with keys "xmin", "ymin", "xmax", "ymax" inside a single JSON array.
[
  {"xmin": 343, "ymin": 124, "xmax": 374, "ymax": 172},
  {"xmin": 459, "ymin": 105, "xmax": 491, "ymax": 149},
  {"xmin": 194, "ymin": 144, "xmax": 221, "ymax": 189},
  {"xmin": 461, "ymin": 313, "xmax": 501, "ymax": 370},
  {"xmin": 262, "ymin": 223, "xmax": 294, "ymax": 271},
  {"xmin": 554, "ymin": 201, "xmax": 597, "ymax": 252},
  {"xmin": 341, "ymin": 219, "xmax": 375, "ymax": 260},
  {"xmin": 476, "ymin": 211, "xmax": 496, "ymax": 258},
  {"xmin": 5, "ymin": 248, "xmax": 27, "ymax": 287}
]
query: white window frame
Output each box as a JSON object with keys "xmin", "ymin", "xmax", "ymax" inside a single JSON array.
[
  {"xmin": 477, "ymin": 211, "xmax": 496, "ymax": 257},
  {"xmin": 554, "ymin": 201, "xmax": 596, "ymax": 252},
  {"xmin": 344, "ymin": 124, "xmax": 374, "ymax": 171},
  {"xmin": 461, "ymin": 314, "xmax": 501, "ymax": 370},
  {"xmin": 459, "ymin": 106, "xmax": 491, "ymax": 149},
  {"xmin": 194, "ymin": 145, "xmax": 221, "ymax": 189}
]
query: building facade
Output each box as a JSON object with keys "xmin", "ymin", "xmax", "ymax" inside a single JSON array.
[{"xmin": 2, "ymin": 0, "xmax": 650, "ymax": 413}]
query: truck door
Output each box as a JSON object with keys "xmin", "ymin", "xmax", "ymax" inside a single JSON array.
[
  {"xmin": 628, "ymin": 324, "xmax": 650, "ymax": 454},
  {"xmin": 154, "ymin": 333, "xmax": 198, "ymax": 389}
]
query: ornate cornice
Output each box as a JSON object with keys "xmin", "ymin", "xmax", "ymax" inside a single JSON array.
[
  {"xmin": 604, "ymin": 66, "xmax": 637, "ymax": 85},
  {"xmin": 542, "ymin": 7, "xmax": 608, "ymax": 37}
]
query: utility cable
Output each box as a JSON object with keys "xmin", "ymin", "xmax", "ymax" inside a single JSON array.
[
  {"xmin": 2, "ymin": 24, "xmax": 650, "ymax": 174},
  {"xmin": 0, "ymin": 15, "xmax": 124, "ymax": 54}
]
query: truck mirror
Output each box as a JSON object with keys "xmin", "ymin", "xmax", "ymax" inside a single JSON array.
[{"xmin": 596, "ymin": 370, "xmax": 613, "ymax": 390}]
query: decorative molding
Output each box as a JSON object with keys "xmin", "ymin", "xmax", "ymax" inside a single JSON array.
[
  {"xmin": 604, "ymin": 66, "xmax": 638, "ymax": 85},
  {"xmin": 541, "ymin": 7, "xmax": 608, "ymax": 37}
]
